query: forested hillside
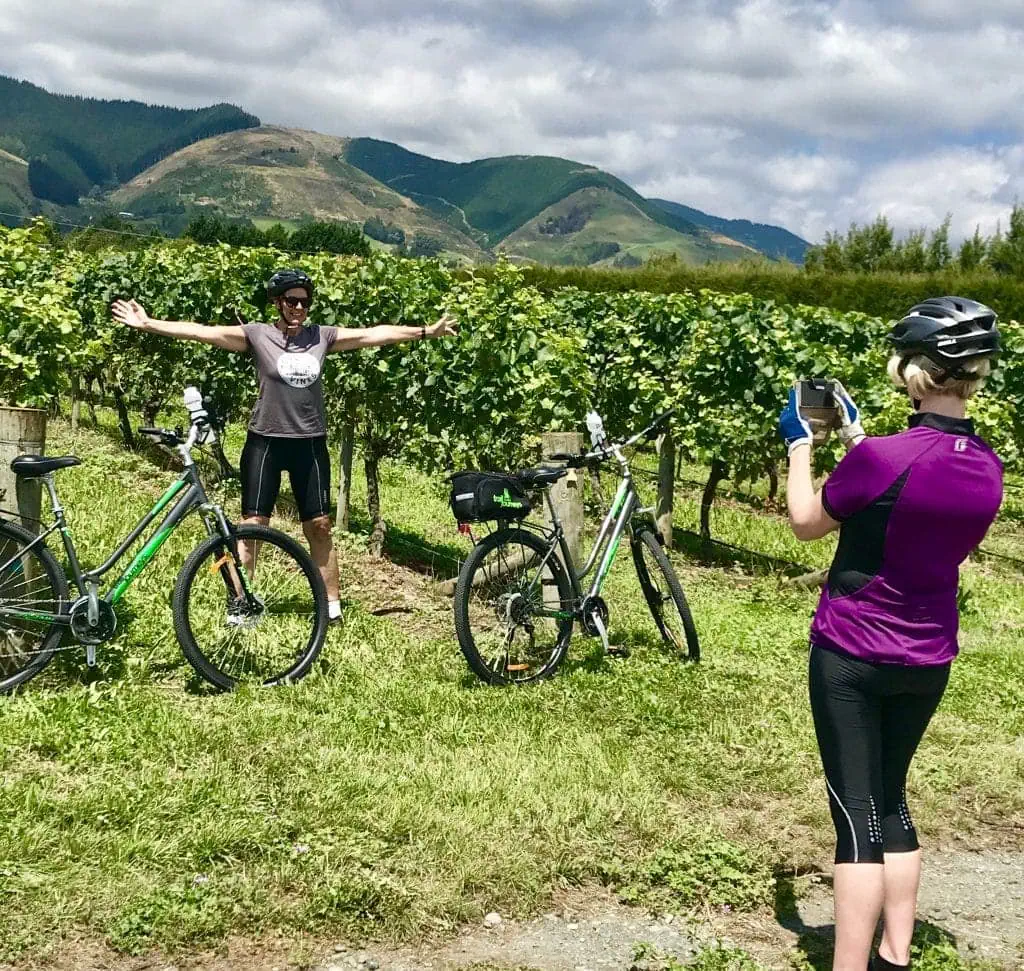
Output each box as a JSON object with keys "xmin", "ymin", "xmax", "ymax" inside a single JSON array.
[{"xmin": 0, "ymin": 75, "xmax": 259, "ymax": 206}]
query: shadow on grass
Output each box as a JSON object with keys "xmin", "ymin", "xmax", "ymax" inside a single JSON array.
[
  {"xmin": 341, "ymin": 506, "xmax": 467, "ymax": 581},
  {"xmin": 773, "ymin": 869, "xmax": 968, "ymax": 970},
  {"xmin": 673, "ymin": 529, "xmax": 813, "ymax": 577}
]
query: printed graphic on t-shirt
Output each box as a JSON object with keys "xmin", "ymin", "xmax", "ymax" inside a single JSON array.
[{"xmin": 276, "ymin": 352, "xmax": 320, "ymax": 389}]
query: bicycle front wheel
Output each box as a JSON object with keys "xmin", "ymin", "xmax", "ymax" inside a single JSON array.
[
  {"xmin": 0, "ymin": 520, "xmax": 69, "ymax": 693},
  {"xmin": 454, "ymin": 528, "xmax": 574, "ymax": 685},
  {"xmin": 631, "ymin": 529, "xmax": 699, "ymax": 661},
  {"xmin": 173, "ymin": 524, "xmax": 328, "ymax": 690}
]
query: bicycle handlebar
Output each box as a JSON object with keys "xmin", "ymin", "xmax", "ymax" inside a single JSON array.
[
  {"xmin": 548, "ymin": 451, "xmax": 586, "ymax": 467},
  {"xmin": 139, "ymin": 426, "xmax": 181, "ymax": 444},
  {"xmin": 548, "ymin": 409, "xmax": 677, "ymax": 468},
  {"xmin": 621, "ymin": 407, "xmax": 677, "ymax": 449}
]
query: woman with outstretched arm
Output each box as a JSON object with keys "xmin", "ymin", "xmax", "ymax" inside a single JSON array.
[{"xmin": 112, "ymin": 268, "xmax": 457, "ymax": 624}]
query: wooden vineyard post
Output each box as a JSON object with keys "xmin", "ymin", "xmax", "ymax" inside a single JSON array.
[
  {"xmin": 542, "ymin": 431, "xmax": 585, "ymax": 572},
  {"xmin": 0, "ymin": 406, "xmax": 47, "ymax": 533},
  {"xmin": 656, "ymin": 428, "xmax": 675, "ymax": 549}
]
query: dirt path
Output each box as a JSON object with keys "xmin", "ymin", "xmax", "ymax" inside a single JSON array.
[
  {"xmin": 4, "ymin": 850, "xmax": 1018, "ymax": 970},
  {"xmin": 315, "ymin": 849, "xmax": 1024, "ymax": 971}
]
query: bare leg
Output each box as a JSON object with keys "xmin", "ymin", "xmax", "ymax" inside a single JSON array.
[
  {"xmin": 238, "ymin": 514, "xmax": 270, "ymax": 581},
  {"xmin": 878, "ymin": 850, "xmax": 920, "ymax": 965},
  {"xmin": 833, "ymin": 862, "xmax": 884, "ymax": 971},
  {"xmin": 302, "ymin": 515, "xmax": 339, "ymax": 602}
]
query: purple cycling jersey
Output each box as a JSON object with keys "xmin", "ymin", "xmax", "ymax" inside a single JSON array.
[{"xmin": 812, "ymin": 412, "xmax": 1003, "ymax": 666}]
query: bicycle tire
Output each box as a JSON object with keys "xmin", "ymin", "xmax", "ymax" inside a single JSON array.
[
  {"xmin": 454, "ymin": 527, "xmax": 575, "ymax": 686},
  {"xmin": 0, "ymin": 519, "xmax": 69, "ymax": 693},
  {"xmin": 631, "ymin": 529, "xmax": 699, "ymax": 661},
  {"xmin": 172, "ymin": 523, "xmax": 328, "ymax": 690}
]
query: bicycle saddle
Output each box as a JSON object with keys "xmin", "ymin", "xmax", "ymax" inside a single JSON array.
[
  {"xmin": 10, "ymin": 455, "xmax": 82, "ymax": 476},
  {"xmin": 516, "ymin": 467, "xmax": 568, "ymax": 488}
]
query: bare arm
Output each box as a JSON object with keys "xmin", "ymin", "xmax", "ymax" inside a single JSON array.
[
  {"xmin": 786, "ymin": 445, "xmax": 839, "ymax": 541},
  {"xmin": 329, "ymin": 312, "xmax": 458, "ymax": 353},
  {"xmin": 111, "ymin": 299, "xmax": 247, "ymax": 353}
]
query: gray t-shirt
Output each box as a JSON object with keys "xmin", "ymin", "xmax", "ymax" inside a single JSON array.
[{"xmin": 242, "ymin": 323, "xmax": 338, "ymax": 437}]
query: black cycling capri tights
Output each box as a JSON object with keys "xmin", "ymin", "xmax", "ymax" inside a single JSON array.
[
  {"xmin": 809, "ymin": 645, "xmax": 950, "ymax": 865},
  {"xmin": 240, "ymin": 432, "xmax": 331, "ymax": 523}
]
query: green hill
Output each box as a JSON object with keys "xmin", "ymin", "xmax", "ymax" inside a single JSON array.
[
  {"xmin": 0, "ymin": 75, "xmax": 259, "ymax": 206},
  {"xmin": 649, "ymin": 198, "xmax": 809, "ymax": 263},
  {"xmin": 0, "ymin": 75, "xmax": 803, "ymax": 267},
  {"xmin": 110, "ymin": 127, "xmax": 488, "ymax": 261},
  {"xmin": 499, "ymin": 187, "xmax": 756, "ymax": 266},
  {"xmin": 0, "ymin": 149, "xmax": 33, "ymax": 223},
  {"xmin": 342, "ymin": 138, "xmax": 709, "ymax": 247}
]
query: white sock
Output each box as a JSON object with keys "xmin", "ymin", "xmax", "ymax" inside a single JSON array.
[{"xmin": 328, "ymin": 599, "xmax": 342, "ymax": 620}]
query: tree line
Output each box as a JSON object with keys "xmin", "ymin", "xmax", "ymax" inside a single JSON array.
[{"xmin": 803, "ymin": 206, "xmax": 1024, "ymax": 276}]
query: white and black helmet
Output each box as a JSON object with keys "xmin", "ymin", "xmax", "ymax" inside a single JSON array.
[
  {"xmin": 889, "ymin": 296, "xmax": 1000, "ymax": 380},
  {"xmin": 266, "ymin": 268, "xmax": 313, "ymax": 300}
]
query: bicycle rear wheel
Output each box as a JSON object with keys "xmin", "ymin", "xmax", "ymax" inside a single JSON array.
[
  {"xmin": 454, "ymin": 527, "xmax": 574, "ymax": 685},
  {"xmin": 0, "ymin": 520, "xmax": 69, "ymax": 693},
  {"xmin": 631, "ymin": 529, "xmax": 699, "ymax": 661},
  {"xmin": 173, "ymin": 524, "xmax": 328, "ymax": 690}
]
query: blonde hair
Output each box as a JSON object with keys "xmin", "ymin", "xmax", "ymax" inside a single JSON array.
[{"xmin": 887, "ymin": 354, "xmax": 992, "ymax": 401}]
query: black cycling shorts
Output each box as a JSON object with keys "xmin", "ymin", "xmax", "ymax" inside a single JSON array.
[
  {"xmin": 240, "ymin": 432, "xmax": 331, "ymax": 522},
  {"xmin": 809, "ymin": 644, "xmax": 950, "ymax": 865}
]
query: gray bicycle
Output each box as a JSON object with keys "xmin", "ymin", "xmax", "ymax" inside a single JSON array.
[
  {"xmin": 452, "ymin": 409, "xmax": 699, "ymax": 685},
  {"xmin": 0, "ymin": 388, "xmax": 328, "ymax": 693}
]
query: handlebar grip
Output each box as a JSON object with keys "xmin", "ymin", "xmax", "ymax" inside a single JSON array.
[
  {"xmin": 139, "ymin": 427, "xmax": 183, "ymax": 445},
  {"xmin": 548, "ymin": 452, "xmax": 588, "ymax": 468}
]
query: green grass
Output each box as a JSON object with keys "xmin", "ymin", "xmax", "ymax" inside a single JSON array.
[{"xmin": 0, "ymin": 415, "xmax": 1021, "ymax": 965}]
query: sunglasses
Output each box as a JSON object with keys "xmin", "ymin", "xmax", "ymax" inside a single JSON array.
[{"xmin": 282, "ymin": 295, "xmax": 311, "ymax": 309}]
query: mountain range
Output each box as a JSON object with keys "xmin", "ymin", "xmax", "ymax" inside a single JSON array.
[{"xmin": 0, "ymin": 75, "xmax": 809, "ymax": 266}]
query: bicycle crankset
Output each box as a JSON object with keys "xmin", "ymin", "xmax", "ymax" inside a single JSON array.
[
  {"xmin": 581, "ymin": 596, "xmax": 628, "ymax": 657},
  {"xmin": 579, "ymin": 594, "xmax": 610, "ymax": 648},
  {"xmin": 69, "ymin": 597, "xmax": 118, "ymax": 648}
]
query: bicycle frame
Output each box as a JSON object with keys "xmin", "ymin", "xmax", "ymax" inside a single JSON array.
[
  {"xmin": 525, "ymin": 444, "xmax": 651, "ymax": 620},
  {"xmin": 0, "ymin": 431, "xmax": 233, "ymax": 628}
]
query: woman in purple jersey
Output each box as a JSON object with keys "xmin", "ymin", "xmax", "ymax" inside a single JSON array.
[
  {"xmin": 113, "ymin": 269, "xmax": 457, "ymax": 625},
  {"xmin": 778, "ymin": 297, "xmax": 1003, "ymax": 971}
]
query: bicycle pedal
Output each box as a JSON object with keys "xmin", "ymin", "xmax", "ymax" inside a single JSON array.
[
  {"xmin": 606, "ymin": 644, "xmax": 631, "ymax": 659},
  {"xmin": 590, "ymin": 609, "xmax": 611, "ymax": 655}
]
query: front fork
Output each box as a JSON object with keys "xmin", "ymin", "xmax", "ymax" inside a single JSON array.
[
  {"xmin": 629, "ymin": 506, "xmax": 663, "ymax": 545},
  {"xmin": 204, "ymin": 504, "xmax": 255, "ymax": 604}
]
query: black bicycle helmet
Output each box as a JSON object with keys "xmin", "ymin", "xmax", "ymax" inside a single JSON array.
[
  {"xmin": 889, "ymin": 296, "xmax": 1000, "ymax": 380},
  {"xmin": 266, "ymin": 269, "xmax": 314, "ymax": 300}
]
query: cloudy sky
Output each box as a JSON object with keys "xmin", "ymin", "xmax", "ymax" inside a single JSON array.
[{"xmin": 2, "ymin": 0, "xmax": 1023, "ymax": 244}]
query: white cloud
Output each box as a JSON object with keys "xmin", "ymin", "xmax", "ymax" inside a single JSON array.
[
  {"xmin": 841, "ymin": 147, "xmax": 1024, "ymax": 240},
  {"xmin": 2, "ymin": 0, "xmax": 1024, "ymax": 243}
]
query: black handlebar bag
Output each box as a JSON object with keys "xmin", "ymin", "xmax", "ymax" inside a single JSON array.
[{"xmin": 449, "ymin": 472, "xmax": 532, "ymax": 523}]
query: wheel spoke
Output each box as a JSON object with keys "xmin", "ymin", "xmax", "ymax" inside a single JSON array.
[
  {"xmin": 458, "ymin": 533, "xmax": 572, "ymax": 684},
  {"xmin": 180, "ymin": 528, "xmax": 324, "ymax": 688},
  {"xmin": 0, "ymin": 526, "xmax": 64, "ymax": 691},
  {"xmin": 633, "ymin": 533, "xmax": 699, "ymax": 662}
]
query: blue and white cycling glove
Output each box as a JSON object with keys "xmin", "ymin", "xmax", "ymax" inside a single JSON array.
[
  {"xmin": 832, "ymin": 380, "xmax": 866, "ymax": 447},
  {"xmin": 778, "ymin": 388, "xmax": 813, "ymax": 455}
]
